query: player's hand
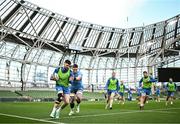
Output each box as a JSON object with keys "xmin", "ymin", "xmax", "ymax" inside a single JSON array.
[
  {"xmin": 50, "ymin": 74, "xmax": 56, "ymax": 81},
  {"xmin": 69, "ymin": 76, "xmax": 74, "ymax": 81},
  {"xmin": 74, "ymin": 76, "xmax": 81, "ymax": 81}
]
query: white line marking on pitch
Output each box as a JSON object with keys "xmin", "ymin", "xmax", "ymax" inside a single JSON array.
[
  {"xmin": 0, "ymin": 113, "xmax": 64, "ymax": 124},
  {"xmin": 63, "ymin": 107, "xmax": 180, "ymax": 119}
]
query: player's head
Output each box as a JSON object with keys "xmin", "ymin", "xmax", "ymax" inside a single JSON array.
[
  {"xmin": 169, "ymin": 78, "xmax": 173, "ymax": 82},
  {"xmin": 72, "ymin": 64, "xmax": 78, "ymax": 73},
  {"xmin": 112, "ymin": 72, "xmax": 116, "ymax": 78},
  {"xmin": 64, "ymin": 60, "xmax": 71, "ymax": 69},
  {"xmin": 149, "ymin": 73, "xmax": 153, "ymax": 76},
  {"xmin": 120, "ymin": 80, "xmax": 124, "ymax": 85},
  {"xmin": 143, "ymin": 71, "xmax": 148, "ymax": 77}
]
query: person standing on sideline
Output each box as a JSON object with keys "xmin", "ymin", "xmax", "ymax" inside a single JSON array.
[
  {"xmin": 166, "ymin": 78, "xmax": 177, "ymax": 106},
  {"xmin": 69, "ymin": 64, "xmax": 83, "ymax": 116},
  {"xmin": 139, "ymin": 71, "xmax": 157, "ymax": 110},
  {"xmin": 50, "ymin": 60, "xmax": 74, "ymax": 118},
  {"xmin": 105, "ymin": 72, "xmax": 119, "ymax": 109}
]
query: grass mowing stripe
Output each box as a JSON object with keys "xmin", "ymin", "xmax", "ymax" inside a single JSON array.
[
  {"xmin": 62, "ymin": 107, "xmax": 180, "ymax": 119},
  {"xmin": 0, "ymin": 113, "xmax": 64, "ymax": 124}
]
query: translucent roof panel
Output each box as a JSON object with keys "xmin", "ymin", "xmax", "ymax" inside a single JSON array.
[
  {"xmin": 0, "ymin": 59, "xmax": 7, "ymax": 80},
  {"xmin": 38, "ymin": 50, "xmax": 53, "ymax": 65},
  {"xmin": 9, "ymin": 61, "xmax": 21, "ymax": 81},
  {"xmin": 0, "ymin": 42, "xmax": 17, "ymax": 58},
  {"xmin": 13, "ymin": 45, "xmax": 27, "ymax": 60},
  {"xmin": 80, "ymin": 56, "xmax": 91, "ymax": 69},
  {"xmin": 49, "ymin": 52, "xmax": 63, "ymax": 66}
]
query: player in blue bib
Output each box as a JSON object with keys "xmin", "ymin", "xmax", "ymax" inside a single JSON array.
[{"xmin": 69, "ymin": 64, "xmax": 83, "ymax": 116}]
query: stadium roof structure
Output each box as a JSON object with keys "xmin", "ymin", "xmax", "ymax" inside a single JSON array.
[{"xmin": 0, "ymin": 0, "xmax": 180, "ymax": 67}]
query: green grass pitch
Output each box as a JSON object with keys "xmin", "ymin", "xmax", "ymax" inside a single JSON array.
[{"xmin": 0, "ymin": 100, "xmax": 180, "ymax": 123}]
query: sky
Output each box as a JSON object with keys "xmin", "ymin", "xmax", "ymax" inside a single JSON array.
[{"xmin": 26, "ymin": 0, "xmax": 180, "ymax": 28}]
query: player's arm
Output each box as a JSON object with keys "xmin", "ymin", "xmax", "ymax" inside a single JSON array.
[
  {"xmin": 75, "ymin": 72, "xmax": 82, "ymax": 81},
  {"xmin": 116, "ymin": 79, "xmax": 120, "ymax": 92},
  {"xmin": 105, "ymin": 79, "xmax": 110, "ymax": 91},
  {"xmin": 166, "ymin": 83, "xmax": 169, "ymax": 91},
  {"xmin": 149, "ymin": 77, "xmax": 157, "ymax": 83},
  {"xmin": 69, "ymin": 70, "xmax": 74, "ymax": 82},
  {"xmin": 175, "ymin": 83, "xmax": 177, "ymax": 91},
  {"xmin": 139, "ymin": 78, "xmax": 143, "ymax": 88},
  {"xmin": 50, "ymin": 68, "xmax": 59, "ymax": 81}
]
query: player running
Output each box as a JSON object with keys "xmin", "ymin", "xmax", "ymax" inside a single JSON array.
[
  {"xmin": 166, "ymin": 78, "xmax": 177, "ymax": 106},
  {"xmin": 118, "ymin": 80, "xmax": 126, "ymax": 104},
  {"xmin": 105, "ymin": 72, "xmax": 119, "ymax": 109},
  {"xmin": 50, "ymin": 60, "xmax": 74, "ymax": 118},
  {"xmin": 69, "ymin": 64, "xmax": 83, "ymax": 116},
  {"xmin": 139, "ymin": 71, "xmax": 157, "ymax": 110}
]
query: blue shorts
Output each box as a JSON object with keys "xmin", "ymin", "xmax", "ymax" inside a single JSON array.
[
  {"xmin": 137, "ymin": 90, "xmax": 141, "ymax": 96},
  {"xmin": 141, "ymin": 88, "xmax": 151, "ymax": 96},
  {"xmin": 167, "ymin": 91, "xmax": 174, "ymax": 97},
  {"xmin": 156, "ymin": 91, "xmax": 160, "ymax": 96},
  {"xmin": 70, "ymin": 86, "xmax": 83, "ymax": 94},
  {"xmin": 107, "ymin": 90, "xmax": 117, "ymax": 95},
  {"xmin": 119, "ymin": 92, "xmax": 124, "ymax": 97},
  {"xmin": 56, "ymin": 85, "xmax": 70, "ymax": 94}
]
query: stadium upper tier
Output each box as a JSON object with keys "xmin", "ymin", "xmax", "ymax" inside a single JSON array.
[{"xmin": 0, "ymin": 0, "xmax": 180, "ymax": 59}]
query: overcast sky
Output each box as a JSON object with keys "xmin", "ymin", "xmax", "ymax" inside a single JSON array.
[{"xmin": 26, "ymin": 0, "xmax": 180, "ymax": 28}]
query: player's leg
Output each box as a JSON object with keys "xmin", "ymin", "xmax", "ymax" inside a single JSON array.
[
  {"xmin": 105, "ymin": 91, "xmax": 111, "ymax": 109},
  {"xmin": 139, "ymin": 89, "xmax": 146, "ymax": 110},
  {"xmin": 69, "ymin": 93, "xmax": 75, "ymax": 116},
  {"xmin": 144, "ymin": 95, "xmax": 148, "ymax": 104},
  {"xmin": 50, "ymin": 87, "xmax": 63, "ymax": 118},
  {"xmin": 60, "ymin": 87, "xmax": 70, "ymax": 110},
  {"xmin": 166, "ymin": 91, "xmax": 170, "ymax": 106},
  {"xmin": 104, "ymin": 93, "xmax": 108, "ymax": 103},
  {"xmin": 145, "ymin": 96, "xmax": 149, "ymax": 103},
  {"xmin": 144, "ymin": 89, "xmax": 150, "ymax": 104},
  {"xmin": 170, "ymin": 92, "xmax": 174, "ymax": 105},
  {"xmin": 50, "ymin": 102, "xmax": 60, "ymax": 118},
  {"xmin": 109, "ymin": 92, "xmax": 115, "ymax": 109},
  {"xmin": 157, "ymin": 91, "xmax": 160, "ymax": 102},
  {"xmin": 117, "ymin": 93, "xmax": 121, "ymax": 104},
  {"xmin": 120, "ymin": 92, "xmax": 125, "ymax": 104},
  {"xmin": 55, "ymin": 87, "xmax": 70, "ymax": 118},
  {"xmin": 140, "ymin": 95, "xmax": 145, "ymax": 110},
  {"xmin": 137, "ymin": 92, "xmax": 141, "ymax": 104},
  {"xmin": 76, "ymin": 90, "xmax": 83, "ymax": 113}
]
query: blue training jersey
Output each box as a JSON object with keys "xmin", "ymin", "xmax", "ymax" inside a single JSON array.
[{"xmin": 71, "ymin": 70, "xmax": 83, "ymax": 89}]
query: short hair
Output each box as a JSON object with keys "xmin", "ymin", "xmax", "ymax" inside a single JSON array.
[
  {"xmin": 143, "ymin": 71, "xmax": 147, "ymax": 74},
  {"xmin": 64, "ymin": 60, "xmax": 71, "ymax": 65},
  {"xmin": 73, "ymin": 64, "xmax": 78, "ymax": 68}
]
